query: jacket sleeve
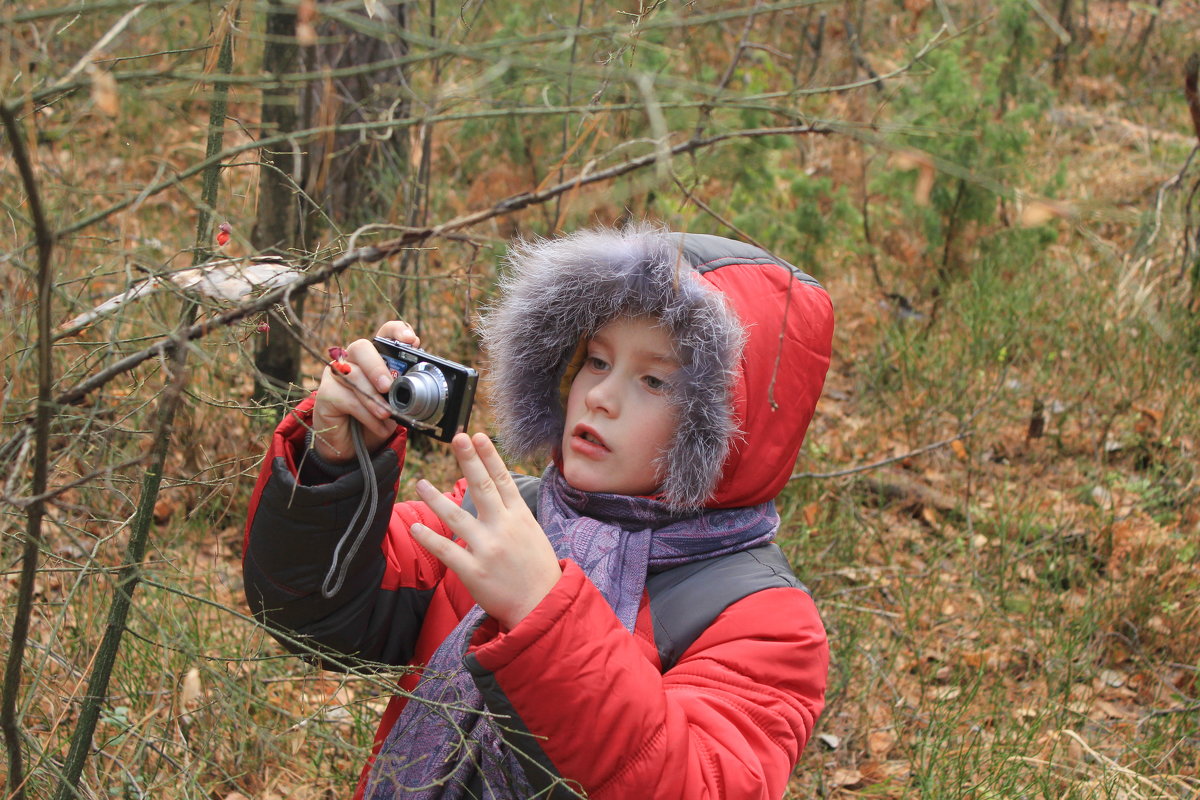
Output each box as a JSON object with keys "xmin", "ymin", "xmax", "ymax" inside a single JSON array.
[
  {"xmin": 242, "ymin": 395, "xmax": 462, "ymax": 668},
  {"xmin": 464, "ymin": 561, "xmax": 827, "ymax": 800}
]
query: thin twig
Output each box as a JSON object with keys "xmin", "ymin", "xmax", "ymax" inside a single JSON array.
[
  {"xmin": 50, "ymin": 340, "xmax": 192, "ymax": 800},
  {"xmin": 38, "ymin": 103, "xmax": 793, "ymax": 244},
  {"xmin": 844, "ymin": 18, "xmax": 883, "ymax": 93},
  {"xmin": 790, "ymin": 431, "xmax": 973, "ymax": 480},
  {"xmin": 1024, "ymin": 0, "xmax": 1072, "ymax": 44},
  {"xmin": 51, "ymin": 23, "xmax": 237, "ymax": 798},
  {"xmin": 551, "ymin": 0, "xmax": 589, "ymax": 231},
  {"xmin": 691, "ymin": 0, "xmax": 764, "ymax": 140},
  {"xmin": 933, "ymin": 0, "xmax": 959, "ymax": 34},
  {"xmin": 0, "ymin": 456, "xmax": 148, "ymax": 509},
  {"xmin": 671, "ymin": 173, "xmax": 766, "ymax": 249},
  {"xmin": 34, "ymin": 124, "xmax": 830, "ymax": 414},
  {"xmin": 0, "ymin": 98, "xmax": 57, "ymax": 800},
  {"xmin": 1139, "ymin": 701, "xmax": 1200, "ymax": 720},
  {"xmin": 45, "ymin": 3, "xmax": 147, "ymax": 93},
  {"xmin": 17, "ymin": 19, "xmax": 954, "ymax": 251},
  {"xmin": 670, "ymin": 172, "xmax": 803, "ymax": 412}
]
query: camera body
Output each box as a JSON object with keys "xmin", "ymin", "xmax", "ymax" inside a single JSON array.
[{"xmin": 372, "ymin": 337, "xmax": 478, "ymax": 442}]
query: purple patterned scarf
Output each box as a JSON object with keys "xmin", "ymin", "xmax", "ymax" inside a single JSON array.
[{"xmin": 364, "ymin": 465, "xmax": 779, "ymax": 799}]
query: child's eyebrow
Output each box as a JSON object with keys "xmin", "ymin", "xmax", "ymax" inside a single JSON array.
[
  {"xmin": 644, "ymin": 351, "xmax": 681, "ymax": 369},
  {"xmin": 589, "ymin": 330, "xmax": 682, "ymax": 368}
]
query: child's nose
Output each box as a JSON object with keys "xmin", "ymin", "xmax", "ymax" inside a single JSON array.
[{"xmin": 585, "ymin": 376, "xmax": 618, "ymax": 416}]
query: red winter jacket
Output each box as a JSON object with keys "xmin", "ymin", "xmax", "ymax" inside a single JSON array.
[
  {"xmin": 244, "ymin": 399, "xmax": 827, "ymax": 799},
  {"xmin": 243, "ymin": 231, "xmax": 834, "ymax": 798}
]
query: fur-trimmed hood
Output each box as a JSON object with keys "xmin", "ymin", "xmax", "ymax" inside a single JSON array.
[{"xmin": 480, "ymin": 225, "xmax": 834, "ymax": 511}]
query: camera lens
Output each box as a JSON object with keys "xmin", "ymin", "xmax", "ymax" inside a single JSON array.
[{"xmin": 387, "ymin": 362, "xmax": 447, "ymax": 422}]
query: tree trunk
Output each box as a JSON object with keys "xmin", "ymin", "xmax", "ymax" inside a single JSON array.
[
  {"xmin": 252, "ymin": 0, "xmax": 306, "ymax": 409},
  {"xmin": 1051, "ymin": 0, "xmax": 1073, "ymax": 84},
  {"xmin": 302, "ymin": 4, "xmax": 411, "ymax": 229}
]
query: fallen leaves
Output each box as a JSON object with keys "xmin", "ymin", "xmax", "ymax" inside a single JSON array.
[
  {"xmin": 828, "ymin": 759, "xmax": 912, "ymax": 790},
  {"xmin": 867, "ymin": 728, "xmax": 897, "ymax": 760},
  {"xmin": 153, "ymin": 497, "xmax": 177, "ymax": 524},
  {"xmin": 1104, "ymin": 512, "xmax": 1169, "ymax": 579}
]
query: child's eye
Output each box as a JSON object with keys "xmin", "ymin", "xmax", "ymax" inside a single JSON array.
[
  {"xmin": 586, "ymin": 356, "xmax": 609, "ymax": 371},
  {"xmin": 643, "ymin": 375, "xmax": 666, "ymax": 391}
]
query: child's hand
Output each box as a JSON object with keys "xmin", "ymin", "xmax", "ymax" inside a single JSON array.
[
  {"xmin": 411, "ymin": 432, "xmax": 563, "ymax": 630},
  {"xmin": 310, "ymin": 320, "xmax": 420, "ymax": 463}
]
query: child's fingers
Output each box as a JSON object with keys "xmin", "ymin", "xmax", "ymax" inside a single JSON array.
[
  {"xmin": 449, "ymin": 433, "xmax": 528, "ymax": 518},
  {"xmin": 469, "ymin": 433, "xmax": 528, "ymax": 512},
  {"xmin": 344, "ymin": 338, "xmax": 396, "ymax": 394},
  {"xmin": 320, "ymin": 363, "xmax": 392, "ymax": 428},
  {"xmin": 375, "ymin": 319, "xmax": 421, "ymax": 348},
  {"xmin": 447, "ymin": 433, "xmax": 505, "ymax": 517},
  {"xmin": 310, "ymin": 369, "xmax": 396, "ymax": 464},
  {"xmin": 410, "ymin": 523, "xmax": 469, "ymax": 573},
  {"xmin": 414, "ymin": 478, "xmax": 481, "ymax": 547}
]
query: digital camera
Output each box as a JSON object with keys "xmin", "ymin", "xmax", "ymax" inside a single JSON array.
[{"xmin": 372, "ymin": 337, "xmax": 478, "ymax": 442}]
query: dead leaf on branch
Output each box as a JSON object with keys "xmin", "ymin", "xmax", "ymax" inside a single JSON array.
[
  {"xmin": 89, "ymin": 67, "xmax": 120, "ymax": 117},
  {"xmin": 297, "ymin": 0, "xmax": 318, "ymax": 46},
  {"xmin": 178, "ymin": 667, "xmax": 203, "ymax": 713},
  {"xmin": 1019, "ymin": 198, "xmax": 1074, "ymax": 227},
  {"xmin": 888, "ymin": 148, "xmax": 936, "ymax": 206}
]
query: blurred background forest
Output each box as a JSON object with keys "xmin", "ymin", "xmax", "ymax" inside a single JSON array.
[{"xmin": 1, "ymin": 0, "xmax": 1198, "ymax": 798}]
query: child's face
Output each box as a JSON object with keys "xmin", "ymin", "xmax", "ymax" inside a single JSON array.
[{"xmin": 560, "ymin": 315, "xmax": 680, "ymax": 497}]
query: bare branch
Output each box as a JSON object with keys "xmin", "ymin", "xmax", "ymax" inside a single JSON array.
[
  {"xmin": 45, "ymin": 3, "xmax": 147, "ymax": 94},
  {"xmin": 790, "ymin": 432, "xmax": 974, "ymax": 481},
  {"xmin": 0, "ymin": 97, "xmax": 56, "ymax": 800},
  {"xmin": 1, "ymin": 455, "xmax": 149, "ymax": 510},
  {"xmin": 40, "ymin": 123, "xmax": 830, "ymax": 413}
]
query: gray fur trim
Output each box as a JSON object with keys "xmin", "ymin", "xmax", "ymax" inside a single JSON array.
[{"xmin": 480, "ymin": 224, "xmax": 745, "ymax": 510}]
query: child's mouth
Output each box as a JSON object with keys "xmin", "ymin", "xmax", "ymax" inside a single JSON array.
[{"xmin": 571, "ymin": 425, "xmax": 608, "ymax": 453}]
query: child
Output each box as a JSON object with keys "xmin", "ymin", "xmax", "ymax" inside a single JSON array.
[{"xmin": 243, "ymin": 225, "xmax": 835, "ymax": 799}]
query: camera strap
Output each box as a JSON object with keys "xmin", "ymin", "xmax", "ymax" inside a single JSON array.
[{"xmin": 320, "ymin": 418, "xmax": 380, "ymax": 599}]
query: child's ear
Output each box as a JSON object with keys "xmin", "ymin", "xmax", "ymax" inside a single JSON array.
[{"xmin": 557, "ymin": 338, "xmax": 588, "ymax": 407}]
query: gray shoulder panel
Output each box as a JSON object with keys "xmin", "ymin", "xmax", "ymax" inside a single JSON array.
[
  {"xmin": 666, "ymin": 232, "xmax": 823, "ymax": 288},
  {"xmin": 647, "ymin": 543, "xmax": 809, "ymax": 672},
  {"xmin": 461, "ymin": 473, "xmax": 541, "ymax": 519}
]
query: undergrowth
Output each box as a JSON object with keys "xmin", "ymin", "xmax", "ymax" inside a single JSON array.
[{"xmin": 2, "ymin": 1, "xmax": 1198, "ymax": 798}]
